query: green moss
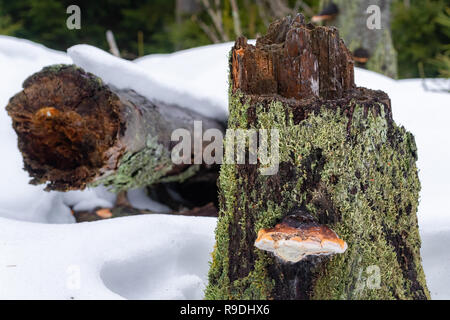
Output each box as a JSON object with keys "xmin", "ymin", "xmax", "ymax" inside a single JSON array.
[
  {"xmin": 91, "ymin": 136, "xmax": 199, "ymax": 192},
  {"xmin": 229, "ymin": 253, "xmax": 276, "ymax": 300},
  {"xmin": 26, "ymin": 64, "xmax": 105, "ymax": 91},
  {"xmin": 41, "ymin": 64, "xmax": 79, "ymax": 73},
  {"xmin": 228, "ymin": 90, "xmax": 249, "ymax": 129},
  {"xmin": 206, "ymin": 89, "xmax": 429, "ymax": 299}
]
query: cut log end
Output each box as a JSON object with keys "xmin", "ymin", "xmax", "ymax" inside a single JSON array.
[{"xmin": 6, "ymin": 65, "xmax": 123, "ymax": 191}]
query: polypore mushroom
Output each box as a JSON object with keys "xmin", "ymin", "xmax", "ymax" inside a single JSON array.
[
  {"xmin": 352, "ymin": 47, "xmax": 370, "ymax": 65},
  {"xmin": 311, "ymin": 2, "xmax": 339, "ymax": 23},
  {"xmin": 255, "ymin": 210, "xmax": 347, "ymax": 263}
]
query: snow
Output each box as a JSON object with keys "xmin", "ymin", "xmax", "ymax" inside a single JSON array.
[
  {"xmin": 1, "ymin": 36, "xmax": 449, "ymax": 299},
  {"xmin": 134, "ymin": 40, "xmax": 255, "ymax": 115},
  {"xmin": 134, "ymin": 42, "xmax": 233, "ymax": 119},
  {"xmin": 68, "ymin": 44, "xmax": 228, "ymax": 121},
  {"xmin": 0, "ymin": 36, "xmax": 75, "ymax": 224},
  {"xmin": 0, "ymin": 214, "xmax": 216, "ymax": 300},
  {"xmin": 62, "ymin": 187, "xmax": 116, "ymax": 212},
  {"xmin": 127, "ymin": 188, "xmax": 171, "ymax": 213}
]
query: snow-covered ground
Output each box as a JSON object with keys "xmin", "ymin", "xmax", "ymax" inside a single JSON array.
[
  {"xmin": 0, "ymin": 35, "xmax": 449, "ymax": 299},
  {"xmin": 0, "ymin": 214, "xmax": 215, "ymax": 300}
]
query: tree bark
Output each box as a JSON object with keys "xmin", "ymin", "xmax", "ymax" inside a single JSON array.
[
  {"xmin": 205, "ymin": 14, "xmax": 429, "ymax": 300},
  {"xmin": 319, "ymin": 0, "xmax": 398, "ymax": 78},
  {"xmin": 6, "ymin": 64, "xmax": 225, "ymax": 192}
]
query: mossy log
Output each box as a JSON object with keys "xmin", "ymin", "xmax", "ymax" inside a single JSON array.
[
  {"xmin": 318, "ymin": 0, "xmax": 398, "ymax": 78},
  {"xmin": 6, "ymin": 65, "xmax": 225, "ymax": 192},
  {"xmin": 205, "ymin": 14, "xmax": 429, "ymax": 300}
]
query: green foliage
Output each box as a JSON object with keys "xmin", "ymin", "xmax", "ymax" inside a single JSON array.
[
  {"xmin": 0, "ymin": 0, "xmax": 322, "ymax": 55},
  {"xmin": 167, "ymin": 18, "xmax": 211, "ymax": 51},
  {"xmin": 197, "ymin": 0, "xmax": 320, "ymax": 41},
  {"xmin": 432, "ymin": 53, "xmax": 450, "ymax": 78},
  {"xmin": 392, "ymin": 0, "xmax": 450, "ymax": 78},
  {"xmin": 431, "ymin": 7, "xmax": 450, "ymax": 78},
  {"xmin": 0, "ymin": 0, "xmax": 448, "ymax": 78},
  {"xmin": 0, "ymin": 14, "xmax": 22, "ymax": 35},
  {"xmin": 0, "ymin": 0, "xmax": 175, "ymax": 57}
]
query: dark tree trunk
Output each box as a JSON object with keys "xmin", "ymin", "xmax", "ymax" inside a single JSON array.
[
  {"xmin": 6, "ymin": 65, "xmax": 225, "ymax": 192},
  {"xmin": 206, "ymin": 14, "xmax": 429, "ymax": 300}
]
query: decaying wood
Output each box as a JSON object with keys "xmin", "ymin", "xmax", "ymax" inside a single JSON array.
[
  {"xmin": 6, "ymin": 65, "xmax": 225, "ymax": 192},
  {"xmin": 206, "ymin": 14, "xmax": 429, "ymax": 300},
  {"xmin": 231, "ymin": 14, "xmax": 354, "ymax": 100}
]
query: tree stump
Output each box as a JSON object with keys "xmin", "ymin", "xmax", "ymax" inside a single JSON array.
[
  {"xmin": 205, "ymin": 14, "xmax": 429, "ymax": 300},
  {"xmin": 6, "ymin": 65, "xmax": 225, "ymax": 192}
]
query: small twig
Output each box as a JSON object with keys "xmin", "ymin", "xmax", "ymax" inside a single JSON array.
[
  {"xmin": 192, "ymin": 15, "xmax": 221, "ymax": 43},
  {"xmin": 137, "ymin": 30, "xmax": 144, "ymax": 57},
  {"xmin": 256, "ymin": 0, "xmax": 270, "ymax": 27},
  {"xmin": 295, "ymin": 0, "xmax": 313, "ymax": 16},
  {"xmin": 230, "ymin": 0, "xmax": 242, "ymax": 37},
  {"xmin": 268, "ymin": 0, "xmax": 292, "ymax": 18},
  {"xmin": 106, "ymin": 30, "xmax": 120, "ymax": 57},
  {"xmin": 198, "ymin": 0, "xmax": 229, "ymax": 41},
  {"xmin": 418, "ymin": 62, "xmax": 429, "ymax": 92},
  {"xmin": 115, "ymin": 190, "xmax": 131, "ymax": 207}
]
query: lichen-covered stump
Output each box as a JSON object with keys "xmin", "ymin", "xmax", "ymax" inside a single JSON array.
[
  {"xmin": 205, "ymin": 15, "xmax": 429, "ymax": 300},
  {"xmin": 6, "ymin": 65, "xmax": 224, "ymax": 192}
]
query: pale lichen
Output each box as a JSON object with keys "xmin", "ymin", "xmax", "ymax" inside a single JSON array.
[{"xmin": 91, "ymin": 136, "xmax": 199, "ymax": 192}]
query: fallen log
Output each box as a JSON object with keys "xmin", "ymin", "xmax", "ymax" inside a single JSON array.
[
  {"xmin": 6, "ymin": 65, "xmax": 225, "ymax": 192},
  {"xmin": 206, "ymin": 14, "xmax": 429, "ymax": 300}
]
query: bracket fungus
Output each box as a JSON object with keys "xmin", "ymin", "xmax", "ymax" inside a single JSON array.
[
  {"xmin": 311, "ymin": 2, "xmax": 339, "ymax": 23},
  {"xmin": 255, "ymin": 210, "xmax": 347, "ymax": 263},
  {"xmin": 352, "ymin": 47, "xmax": 370, "ymax": 65}
]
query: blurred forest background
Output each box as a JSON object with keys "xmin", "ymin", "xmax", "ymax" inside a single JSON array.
[{"xmin": 0, "ymin": 0, "xmax": 448, "ymax": 79}]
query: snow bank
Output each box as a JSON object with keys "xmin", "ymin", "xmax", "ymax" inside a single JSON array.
[
  {"xmin": 68, "ymin": 44, "xmax": 228, "ymax": 121},
  {"xmin": 0, "ymin": 36, "xmax": 75, "ymax": 224},
  {"xmin": 134, "ymin": 41, "xmax": 256, "ymax": 115},
  {"xmin": 135, "ymin": 42, "xmax": 234, "ymax": 118},
  {"xmin": 0, "ymin": 215, "xmax": 216, "ymax": 299}
]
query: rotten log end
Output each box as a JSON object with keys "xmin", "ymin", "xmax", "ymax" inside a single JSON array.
[{"xmin": 6, "ymin": 65, "xmax": 123, "ymax": 191}]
